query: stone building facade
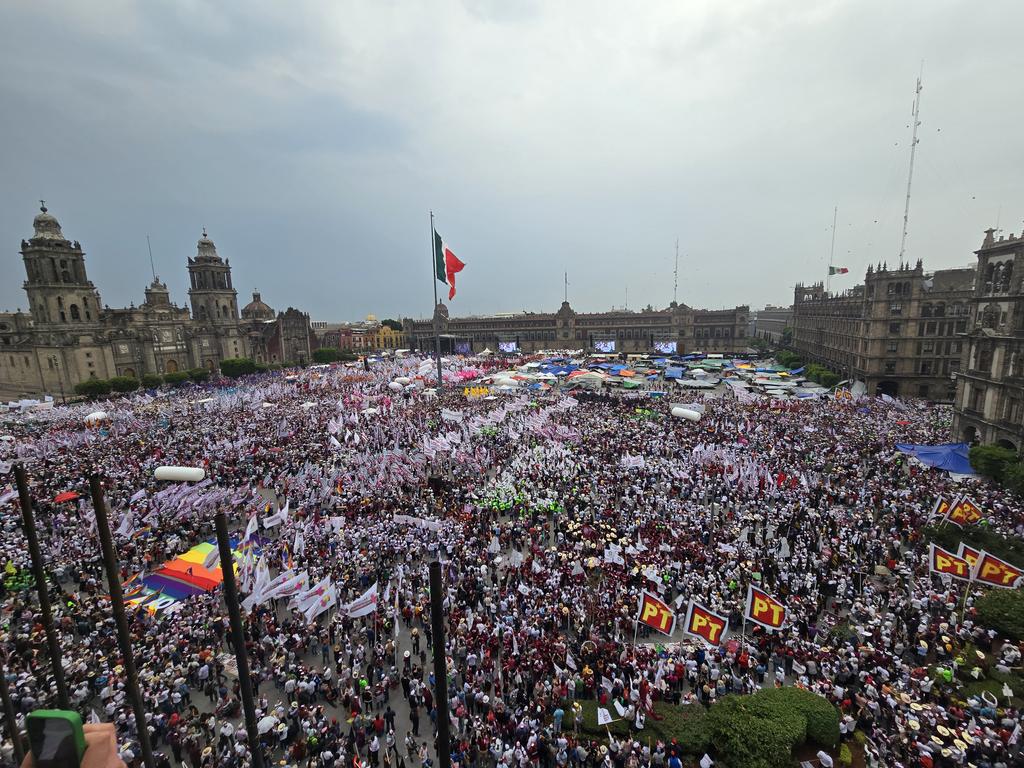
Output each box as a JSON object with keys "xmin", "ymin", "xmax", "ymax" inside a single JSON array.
[
  {"xmin": 0, "ymin": 205, "xmax": 316, "ymax": 400},
  {"xmin": 791, "ymin": 260, "xmax": 974, "ymax": 401},
  {"xmin": 752, "ymin": 305, "xmax": 793, "ymax": 344},
  {"xmin": 402, "ymin": 301, "xmax": 751, "ymax": 356},
  {"xmin": 952, "ymin": 229, "xmax": 1024, "ymax": 448}
]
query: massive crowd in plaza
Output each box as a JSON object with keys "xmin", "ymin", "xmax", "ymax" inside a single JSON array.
[{"xmin": 0, "ymin": 355, "xmax": 1022, "ymax": 768}]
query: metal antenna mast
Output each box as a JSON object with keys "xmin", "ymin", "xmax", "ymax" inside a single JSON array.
[
  {"xmin": 673, "ymin": 238, "xmax": 679, "ymax": 304},
  {"xmin": 146, "ymin": 235, "xmax": 157, "ymax": 280},
  {"xmin": 899, "ymin": 67, "xmax": 923, "ymax": 262}
]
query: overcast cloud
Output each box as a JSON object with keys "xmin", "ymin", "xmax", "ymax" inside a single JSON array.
[{"xmin": 1, "ymin": 0, "xmax": 1022, "ymax": 322}]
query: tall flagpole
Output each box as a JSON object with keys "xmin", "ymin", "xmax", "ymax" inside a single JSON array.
[
  {"xmin": 430, "ymin": 211, "xmax": 443, "ymax": 389},
  {"xmin": 826, "ymin": 205, "xmax": 838, "ymax": 294}
]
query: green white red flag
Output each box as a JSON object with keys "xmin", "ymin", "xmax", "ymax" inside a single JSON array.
[{"xmin": 434, "ymin": 228, "xmax": 465, "ymax": 300}]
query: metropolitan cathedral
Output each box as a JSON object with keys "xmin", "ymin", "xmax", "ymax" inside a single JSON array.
[{"xmin": 0, "ymin": 204, "xmax": 316, "ymax": 400}]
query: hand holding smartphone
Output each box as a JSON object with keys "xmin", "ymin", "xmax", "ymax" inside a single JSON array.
[{"xmin": 25, "ymin": 713, "xmax": 126, "ymax": 768}]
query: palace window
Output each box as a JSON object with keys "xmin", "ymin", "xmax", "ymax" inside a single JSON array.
[{"xmin": 69, "ymin": 304, "xmax": 80, "ymax": 321}]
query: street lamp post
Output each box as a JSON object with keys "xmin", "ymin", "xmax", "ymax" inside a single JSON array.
[{"xmin": 49, "ymin": 355, "xmax": 65, "ymax": 403}]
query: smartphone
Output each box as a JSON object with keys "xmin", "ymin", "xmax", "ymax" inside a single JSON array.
[{"xmin": 26, "ymin": 710, "xmax": 86, "ymax": 768}]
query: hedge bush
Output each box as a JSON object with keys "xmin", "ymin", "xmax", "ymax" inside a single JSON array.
[
  {"xmin": 73, "ymin": 379, "xmax": 111, "ymax": 397},
  {"xmin": 974, "ymin": 589, "xmax": 1024, "ymax": 641},
  {"xmin": 163, "ymin": 371, "xmax": 189, "ymax": 386},
  {"xmin": 838, "ymin": 744, "xmax": 852, "ymax": 766},
  {"xmin": 140, "ymin": 373, "xmax": 162, "ymax": 389},
  {"xmin": 220, "ymin": 357, "xmax": 257, "ymax": 378},
  {"xmin": 750, "ymin": 687, "xmax": 839, "ymax": 748},
  {"xmin": 572, "ymin": 687, "xmax": 838, "ymax": 767},
  {"xmin": 188, "ymin": 368, "xmax": 210, "ymax": 382},
  {"xmin": 109, "ymin": 376, "xmax": 140, "ymax": 393}
]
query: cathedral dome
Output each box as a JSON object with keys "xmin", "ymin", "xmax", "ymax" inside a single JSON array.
[
  {"xmin": 32, "ymin": 203, "xmax": 66, "ymax": 241},
  {"xmin": 241, "ymin": 291, "xmax": 275, "ymax": 320}
]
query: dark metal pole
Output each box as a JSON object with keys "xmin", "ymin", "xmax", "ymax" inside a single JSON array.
[
  {"xmin": 428, "ymin": 561, "xmax": 452, "ymax": 768},
  {"xmin": 430, "ymin": 211, "xmax": 444, "ymax": 390},
  {"xmin": 214, "ymin": 512, "xmax": 264, "ymax": 768},
  {"xmin": 0, "ymin": 659, "xmax": 25, "ymax": 765},
  {"xmin": 89, "ymin": 475, "xmax": 156, "ymax": 768},
  {"xmin": 13, "ymin": 464, "xmax": 70, "ymax": 709}
]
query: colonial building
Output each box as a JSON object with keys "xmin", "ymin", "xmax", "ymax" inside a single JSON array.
[
  {"xmin": 791, "ymin": 260, "xmax": 974, "ymax": 401},
  {"xmin": 402, "ymin": 301, "xmax": 751, "ymax": 356},
  {"xmin": 0, "ymin": 205, "xmax": 316, "ymax": 400},
  {"xmin": 953, "ymin": 228, "xmax": 1024, "ymax": 448}
]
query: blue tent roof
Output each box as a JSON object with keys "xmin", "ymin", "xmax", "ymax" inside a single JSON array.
[
  {"xmin": 895, "ymin": 443, "xmax": 975, "ymax": 475},
  {"xmin": 664, "ymin": 367, "xmax": 683, "ymax": 379}
]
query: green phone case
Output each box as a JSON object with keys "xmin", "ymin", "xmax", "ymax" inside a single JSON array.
[{"xmin": 27, "ymin": 710, "xmax": 87, "ymax": 767}]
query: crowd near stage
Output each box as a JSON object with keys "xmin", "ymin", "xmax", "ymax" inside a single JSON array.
[{"xmin": 0, "ymin": 352, "xmax": 1022, "ymax": 768}]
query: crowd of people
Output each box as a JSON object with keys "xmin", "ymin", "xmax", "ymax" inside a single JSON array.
[{"xmin": 1, "ymin": 354, "xmax": 1022, "ymax": 768}]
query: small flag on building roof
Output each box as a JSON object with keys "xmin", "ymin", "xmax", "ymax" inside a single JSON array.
[{"xmin": 829, "ymin": 266, "xmax": 849, "ymax": 275}]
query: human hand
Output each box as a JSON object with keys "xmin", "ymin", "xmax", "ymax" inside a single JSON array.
[{"xmin": 22, "ymin": 723, "xmax": 127, "ymax": 768}]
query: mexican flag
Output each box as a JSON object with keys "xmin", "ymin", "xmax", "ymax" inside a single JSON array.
[
  {"xmin": 829, "ymin": 266, "xmax": 849, "ymax": 275},
  {"xmin": 434, "ymin": 228, "xmax": 466, "ymax": 300}
]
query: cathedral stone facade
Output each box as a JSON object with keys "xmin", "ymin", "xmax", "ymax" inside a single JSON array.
[{"xmin": 0, "ymin": 205, "xmax": 315, "ymax": 401}]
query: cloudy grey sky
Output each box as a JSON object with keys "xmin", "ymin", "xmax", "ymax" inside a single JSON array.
[{"xmin": 1, "ymin": 0, "xmax": 1022, "ymax": 322}]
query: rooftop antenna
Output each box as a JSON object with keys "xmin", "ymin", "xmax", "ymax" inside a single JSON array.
[
  {"xmin": 898, "ymin": 64, "xmax": 923, "ymax": 262},
  {"xmin": 673, "ymin": 238, "xmax": 679, "ymax": 304},
  {"xmin": 146, "ymin": 235, "xmax": 158, "ymax": 281},
  {"xmin": 564, "ymin": 271, "xmax": 568, "ymax": 303}
]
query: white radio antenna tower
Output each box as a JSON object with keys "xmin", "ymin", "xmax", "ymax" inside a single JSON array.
[{"xmin": 899, "ymin": 65, "xmax": 924, "ymax": 262}]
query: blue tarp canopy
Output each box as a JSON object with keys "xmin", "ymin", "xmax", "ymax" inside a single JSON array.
[
  {"xmin": 895, "ymin": 442, "xmax": 975, "ymax": 475},
  {"xmin": 664, "ymin": 367, "xmax": 683, "ymax": 379}
]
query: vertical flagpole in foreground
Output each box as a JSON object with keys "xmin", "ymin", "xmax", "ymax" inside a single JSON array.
[
  {"xmin": 89, "ymin": 475, "xmax": 156, "ymax": 768},
  {"xmin": 430, "ymin": 211, "xmax": 443, "ymax": 390},
  {"xmin": 214, "ymin": 512, "xmax": 264, "ymax": 768},
  {"xmin": 13, "ymin": 464, "xmax": 70, "ymax": 709},
  {"xmin": 428, "ymin": 561, "xmax": 452, "ymax": 768}
]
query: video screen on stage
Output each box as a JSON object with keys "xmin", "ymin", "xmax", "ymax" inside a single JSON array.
[
  {"xmin": 454, "ymin": 342, "xmax": 471, "ymax": 355},
  {"xmin": 654, "ymin": 340, "xmax": 678, "ymax": 354},
  {"xmin": 594, "ymin": 340, "xmax": 616, "ymax": 353},
  {"xmin": 498, "ymin": 341, "xmax": 519, "ymax": 353}
]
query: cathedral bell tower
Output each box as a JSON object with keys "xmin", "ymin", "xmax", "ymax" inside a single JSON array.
[
  {"xmin": 20, "ymin": 202, "xmax": 103, "ymax": 326},
  {"xmin": 186, "ymin": 229, "xmax": 238, "ymax": 325}
]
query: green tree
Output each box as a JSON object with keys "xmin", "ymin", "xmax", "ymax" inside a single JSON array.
[
  {"xmin": 313, "ymin": 347, "xmax": 341, "ymax": 364},
  {"xmin": 1005, "ymin": 461, "xmax": 1024, "ymax": 498},
  {"xmin": 188, "ymin": 368, "xmax": 211, "ymax": 382},
  {"xmin": 380, "ymin": 318, "xmax": 403, "ymax": 331},
  {"xmin": 73, "ymin": 379, "xmax": 112, "ymax": 397},
  {"xmin": 109, "ymin": 376, "xmax": 140, "ymax": 393},
  {"xmin": 140, "ymin": 373, "xmax": 163, "ymax": 389},
  {"xmin": 163, "ymin": 371, "xmax": 189, "ymax": 386},
  {"xmin": 969, "ymin": 444, "xmax": 1018, "ymax": 483},
  {"xmin": 219, "ymin": 357, "xmax": 257, "ymax": 378}
]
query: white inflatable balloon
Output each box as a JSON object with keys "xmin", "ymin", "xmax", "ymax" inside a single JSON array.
[
  {"xmin": 395, "ymin": 376, "xmax": 411, "ymax": 386},
  {"xmin": 388, "ymin": 381, "xmax": 403, "ymax": 392},
  {"xmin": 84, "ymin": 411, "xmax": 109, "ymax": 424},
  {"xmin": 155, "ymin": 466, "xmax": 206, "ymax": 482},
  {"xmin": 671, "ymin": 407, "xmax": 701, "ymax": 422}
]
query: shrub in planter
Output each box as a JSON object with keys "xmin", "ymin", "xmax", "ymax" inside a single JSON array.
[
  {"xmin": 74, "ymin": 379, "xmax": 112, "ymax": 397},
  {"xmin": 163, "ymin": 371, "xmax": 189, "ymax": 386},
  {"xmin": 140, "ymin": 373, "xmax": 162, "ymax": 389},
  {"xmin": 109, "ymin": 376, "xmax": 140, "ymax": 393},
  {"xmin": 838, "ymin": 744, "xmax": 852, "ymax": 766},
  {"xmin": 188, "ymin": 368, "xmax": 210, "ymax": 382},
  {"xmin": 219, "ymin": 357, "xmax": 257, "ymax": 378},
  {"xmin": 969, "ymin": 444, "xmax": 1018, "ymax": 482},
  {"xmin": 751, "ymin": 687, "xmax": 840, "ymax": 748}
]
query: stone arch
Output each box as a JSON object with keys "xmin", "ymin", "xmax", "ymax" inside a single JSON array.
[
  {"xmin": 123, "ymin": 368, "xmax": 136, "ymax": 379},
  {"xmin": 996, "ymin": 438, "xmax": 1017, "ymax": 452},
  {"xmin": 876, "ymin": 380, "xmax": 899, "ymax": 397},
  {"xmin": 206, "ymin": 358, "xmax": 216, "ymax": 371},
  {"xmin": 69, "ymin": 304, "xmax": 80, "ymax": 320},
  {"xmin": 164, "ymin": 359, "xmax": 179, "ymax": 373},
  {"xmin": 962, "ymin": 425, "xmax": 978, "ymax": 444}
]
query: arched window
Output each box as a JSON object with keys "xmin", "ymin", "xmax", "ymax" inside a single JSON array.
[
  {"xmin": 61, "ymin": 270, "xmax": 71, "ymax": 282},
  {"xmin": 198, "ymin": 306, "xmax": 208, "ymax": 321},
  {"xmin": 934, "ymin": 302, "xmax": 945, "ymax": 317},
  {"xmin": 57, "ymin": 297, "xmax": 64, "ymax": 308},
  {"xmin": 984, "ymin": 263, "xmax": 995, "ymax": 292},
  {"xmin": 1002, "ymin": 263, "xmax": 1013, "ymax": 293},
  {"xmin": 69, "ymin": 304, "xmax": 80, "ymax": 321},
  {"xmin": 921, "ymin": 303, "xmax": 932, "ymax": 318}
]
